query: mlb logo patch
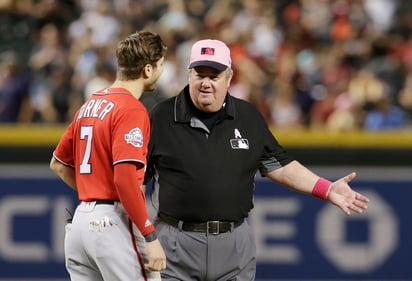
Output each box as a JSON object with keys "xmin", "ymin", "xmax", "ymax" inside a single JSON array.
[
  {"xmin": 201, "ymin": 47, "xmax": 215, "ymax": 55},
  {"xmin": 230, "ymin": 138, "xmax": 249, "ymax": 149}
]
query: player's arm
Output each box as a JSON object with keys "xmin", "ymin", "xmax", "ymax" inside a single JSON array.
[
  {"xmin": 114, "ymin": 162, "xmax": 166, "ymax": 271},
  {"xmin": 265, "ymin": 160, "xmax": 369, "ymax": 215},
  {"xmin": 50, "ymin": 156, "xmax": 77, "ymax": 190}
]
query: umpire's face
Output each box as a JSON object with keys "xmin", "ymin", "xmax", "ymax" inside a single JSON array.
[{"xmin": 189, "ymin": 66, "xmax": 233, "ymax": 113}]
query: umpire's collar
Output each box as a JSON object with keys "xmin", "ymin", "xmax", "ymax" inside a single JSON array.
[{"xmin": 173, "ymin": 85, "xmax": 236, "ymax": 123}]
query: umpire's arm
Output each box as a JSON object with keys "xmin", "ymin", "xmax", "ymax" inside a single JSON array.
[{"xmin": 265, "ymin": 160, "xmax": 369, "ymax": 215}]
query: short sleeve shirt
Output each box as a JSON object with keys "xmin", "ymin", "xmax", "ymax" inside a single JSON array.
[
  {"xmin": 54, "ymin": 88, "xmax": 150, "ymax": 201},
  {"xmin": 145, "ymin": 86, "xmax": 293, "ymax": 221}
]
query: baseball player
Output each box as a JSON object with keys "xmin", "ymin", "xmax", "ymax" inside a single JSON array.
[
  {"xmin": 144, "ymin": 39, "xmax": 370, "ymax": 280},
  {"xmin": 50, "ymin": 31, "xmax": 167, "ymax": 281}
]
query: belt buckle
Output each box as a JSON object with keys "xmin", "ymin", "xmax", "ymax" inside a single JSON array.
[{"xmin": 206, "ymin": 221, "xmax": 220, "ymax": 235}]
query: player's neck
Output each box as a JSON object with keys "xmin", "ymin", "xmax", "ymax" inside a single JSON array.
[{"xmin": 110, "ymin": 79, "xmax": 143, "ymax": 100}]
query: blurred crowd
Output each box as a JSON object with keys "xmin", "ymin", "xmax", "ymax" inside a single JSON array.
[{"xmin": 1, "ymin": 0, "xmax": 412, "ymax": 131}]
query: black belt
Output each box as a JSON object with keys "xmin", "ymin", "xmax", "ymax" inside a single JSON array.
[
  {"xmin": 158, "ymin": 212, "xmax": 243, "ymax": 235},
  {"xmin": 94, "ymin": 200, "xmax": 116, "ymax": 205}
]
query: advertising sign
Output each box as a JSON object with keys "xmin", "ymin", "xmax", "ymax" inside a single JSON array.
[
  {"xmin": 0, "ymin": 168, "xmax": 410, "ymax": 280},
  {"xmin": 253, "ymin": 179, "xmax": 410, "ymax": 280}
]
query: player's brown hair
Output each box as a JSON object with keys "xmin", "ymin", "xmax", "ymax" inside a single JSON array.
[{"xmin": 116, "ymin": 31, "xmax": 167, "ymax": 80}]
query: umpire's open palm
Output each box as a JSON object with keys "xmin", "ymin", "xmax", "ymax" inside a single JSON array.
[{"xmin": 327, "ymin": 172, "xmax": 369, "ymax": 215}]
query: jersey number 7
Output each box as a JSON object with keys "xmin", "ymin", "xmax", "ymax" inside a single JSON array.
[{"xmin": 80, "ymin": 126, "xmax": 93, "ymax": 174}]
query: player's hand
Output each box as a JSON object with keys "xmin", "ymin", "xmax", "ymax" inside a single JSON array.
[
  {"xmin": 327, "ymin": 172, "xmax": 369, "ymax": 215},
  {"xmin": 144, "ymin": 239, "xmax": 166, "ymax": 272}
]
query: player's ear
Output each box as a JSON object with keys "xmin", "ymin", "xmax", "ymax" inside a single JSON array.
[{"xmin": 142, "ymin": 64, "xmax": 153, "ymax": 78}]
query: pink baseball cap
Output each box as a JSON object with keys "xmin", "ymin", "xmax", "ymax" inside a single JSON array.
[{"xmin": 189, "ymin": 39, "xmax": 231, "ymax": 71}]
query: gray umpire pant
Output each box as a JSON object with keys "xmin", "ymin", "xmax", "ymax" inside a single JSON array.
[{"xmin": 154, "ymin": 216, "xmax": 256, "ymax": 281}]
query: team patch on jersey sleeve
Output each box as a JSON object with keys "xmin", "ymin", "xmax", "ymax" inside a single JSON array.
[{"xmin": 124, "ymin": 127, "xmax": 144, "ymax": 148}]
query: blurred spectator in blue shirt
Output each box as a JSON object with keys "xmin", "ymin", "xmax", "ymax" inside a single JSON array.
[
  {"xmin": 0, "ymin": 51, "xmax": 31, "ymax": 123},
  {"xmin": 364, "ymin": 94, "xmax": 407, "ymax": 130}
]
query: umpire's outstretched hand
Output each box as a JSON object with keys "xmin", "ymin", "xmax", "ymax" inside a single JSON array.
[{"xmin": 327, "ymin": 172, "xmax": 369, "ymax": 215}]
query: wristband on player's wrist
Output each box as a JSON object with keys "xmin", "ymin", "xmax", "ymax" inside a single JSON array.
[
  {"xmin": 144, "ymin": 231, "xmax": 157, "ymax": 242},
  {"xmin": 312, "ymin": 177, "xmax": 331, "ymax": 200}
]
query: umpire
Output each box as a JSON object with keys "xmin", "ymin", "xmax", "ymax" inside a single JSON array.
[{"xmin": 144, "ymin": 39, "xmax": 369, "ymax": 281}]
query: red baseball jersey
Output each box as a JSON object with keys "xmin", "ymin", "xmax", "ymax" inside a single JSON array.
[{"xmin": 53, "ymin": 87, "xmax": 154, "ymax": 234}]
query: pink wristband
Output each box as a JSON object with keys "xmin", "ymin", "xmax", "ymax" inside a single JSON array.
[{"xmin": 312, "ymin": 177, "xmax": 331, "ymax": 200}]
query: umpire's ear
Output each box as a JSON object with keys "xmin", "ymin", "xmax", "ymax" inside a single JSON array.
[{"xmin": 226, "ymin": 68, "xmax": 233, "ymax": 88}]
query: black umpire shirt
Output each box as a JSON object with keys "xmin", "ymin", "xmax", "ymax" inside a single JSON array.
[{"xmin": 144, "ymin": 85, "xmax": 293, "ymax": 222}]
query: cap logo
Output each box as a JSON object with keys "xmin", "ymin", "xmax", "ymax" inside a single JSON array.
[{"xmin": 201, "ymin": 47, "xmax": 215, "ymax": 55}]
